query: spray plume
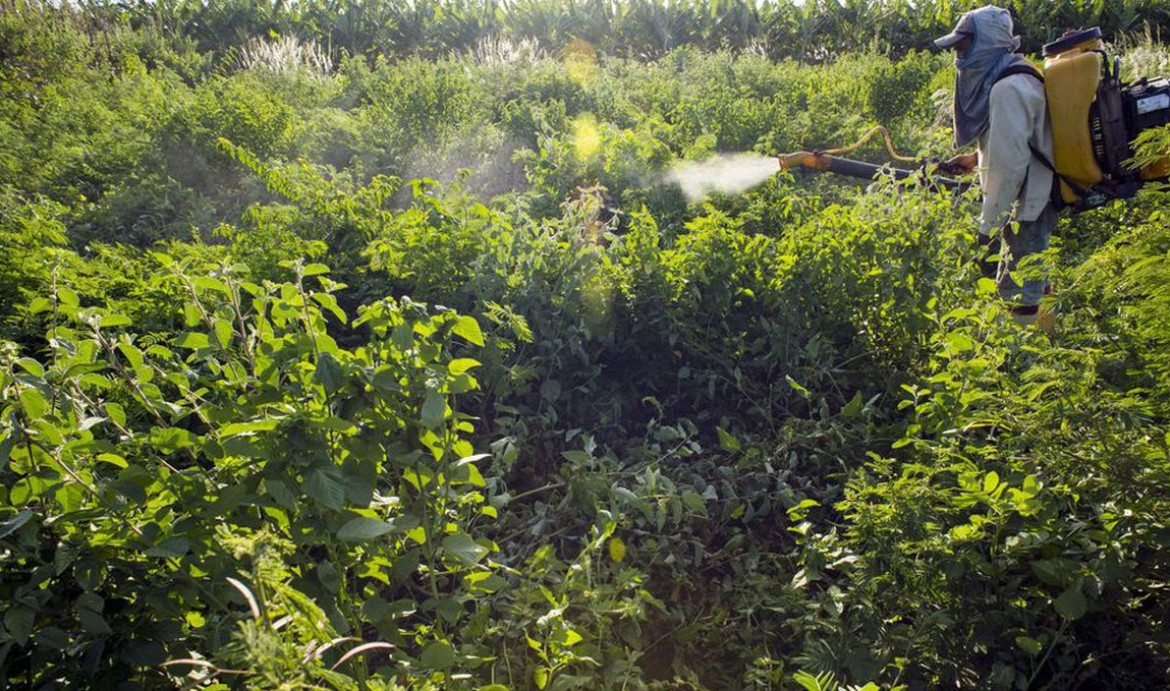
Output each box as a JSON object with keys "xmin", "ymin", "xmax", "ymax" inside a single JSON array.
[{"xmin": 665, "ymin": 153, "xmax": 780, "ymax": 202}]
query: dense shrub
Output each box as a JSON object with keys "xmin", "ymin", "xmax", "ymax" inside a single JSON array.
[{"xmin": 2, "ymin": 4, "xmax": 1170, "ymax": 689}]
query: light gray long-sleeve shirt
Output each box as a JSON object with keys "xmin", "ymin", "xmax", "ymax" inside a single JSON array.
[{"xmin": 975, "ymin": 72, "xmax": 1055, "ymax": 236}]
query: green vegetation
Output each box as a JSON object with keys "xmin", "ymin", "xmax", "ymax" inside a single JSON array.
[{"xmin": 2, "ymin": 1, "xmax": 1169, "ymax": 688}]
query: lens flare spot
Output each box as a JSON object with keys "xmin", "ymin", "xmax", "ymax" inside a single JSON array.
[
  {"xmin": 572, "ymin": 114, "xmax": 602, "ymax": 160},
  {"xmin": 580, "ymin": 274, "xmax": 614, "ymax": 331},
  {"xmin": 564, "ymin": 38, "xmax": 598, "ymax": 84}
]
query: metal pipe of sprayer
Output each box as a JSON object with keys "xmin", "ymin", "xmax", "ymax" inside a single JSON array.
[{"xmin": 776, "ymin": 152, "xmax": 970, "ymax": 191}]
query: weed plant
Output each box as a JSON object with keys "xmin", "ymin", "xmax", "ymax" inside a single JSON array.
[{"xmin": 1, "ymin": 3, "xmax": 1169, "ymax": 689}]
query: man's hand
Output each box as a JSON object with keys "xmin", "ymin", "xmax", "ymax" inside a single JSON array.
[{"xmin": 939, "ymin": 152, "xmax": 978, "ymax": 175}]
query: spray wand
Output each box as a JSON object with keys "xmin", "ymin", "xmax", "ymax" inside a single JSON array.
[{"xmin": 776, "ymin": 126, "xmax": 970, "ymax": 191}]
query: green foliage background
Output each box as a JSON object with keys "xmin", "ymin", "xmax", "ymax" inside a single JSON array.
[{"xmin": 1, "ymin": 1, "xmax": 1169, "ymax": 689}]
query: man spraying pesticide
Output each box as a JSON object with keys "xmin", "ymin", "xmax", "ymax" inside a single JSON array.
[
  {"xmin": 935, "ymin": 6, "xmax": 1056, "ymax": 328},
  {"xmin": 778, "ymin": 6, "xmax": 1170, "ymax": 329}
]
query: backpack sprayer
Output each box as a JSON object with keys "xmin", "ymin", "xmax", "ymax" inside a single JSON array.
[
  {"xmin": 777, "ymin": 28, "xmax": 1170, "ymax": 212},
  {"xmin": 1043, "ymin": 28, "xmax": 1170, "ymax": 209}
]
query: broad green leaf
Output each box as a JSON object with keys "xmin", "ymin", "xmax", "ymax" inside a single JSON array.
[
  {"xmin": 387, "ymin": 599, "xmax": 418, "ymax": 619},
  {"xmin": 98, "ymin": 313, "xmax": 132, "ymax": 328},
  {"xmin": 54, "ymin": 542, "xmax": 76, "ymax": 576},
  {"xmin": 435, "ymin": 597, "xmax": 464, "ymax": 623},
  {"xmin": 404, "ymin": 467, "xmax": 433, "ymax": 491},
  {"xmin": 175, "ymin": 332, "xmax": 211, "ymax": 350},
  {"xmin": 540, "ymin": 379, "xmax": 560, "ymax": 403},
  {"xmin": 78, "ymin": 609, "xmax": 113, "ymax": 635},
  {"xmin": 37, "ymin": 626, "xmax": 69, "ymax": 651},
  {"xmin": 982, "ymin": 471, "xmax": 1001, "ymax": 495},
  {"xmin": 214, "ymin": 318, "xmax": 233, "ymax": 349},
  {"xmin": 442, "ymin": 533, "xmax": 489, "ymax": 567},
  {"xmin": 183, "ymin": 302, "xmax": 201, "ymax": 327},
  {"xmin": 448, "ymin": 358, "xmax": 481, "ymax": 375},
  {"xmin": 421, "ymin": 391, "xmax": 447, "ymax": 429},
  {"xmin": 337, "ymin": 517, "xmax": 395, "ymax": 542},
  {"xmin": 112, "ymin": 465, "xmax": 152, "ymax": 504},
  {"xmin": 117, "ymin": 343, "xmax": 146, "ymax": 370},
  {"xmin": 420, "ymin": 640, "xmax": 455, "ymax": 669},
  {"xmin": 0, "ymin": 436, "xmax": 13, "ymax": 470},
  {"xmin": 16, "ymin": 358, "xmax": 44, "ymax": 377},
  {"xmin": 194, "ymin": 276, "xmax": 228, "ymax": 293},
  {"xmin": 452, "ymin": 315, "xmax": 485, "ymax": 346},
  {"xmin": 1015, "ymin": 636, "xmax": 1043, "ymax": 656},
  {"xmin": 1054, "ymin": 583, "xmax": 1087, "ymax": 620},
  {"xmin": 465, "ymin": 572, "xmax": 505, "ymax": 593},
  {"xmin": 4, "ymin": 606, "xmax": 35, "ymax": 645},
  {"xmin": 314, "ymin": 352, "xmax": 344, "ymax": 394},
  {"xmin": 534, "ymin": 666, "xmax": 550, "ymax": 689},
  {"xmin": 561, "ymin": 450, "xmax": 591, "ymax": 465},
  {"xmin": 0, "ymin": 510, "xmax": 33, "ymax": 539},
  {"xmin": 716, "ymin": 426, "xmax": 741, "ymax": 452},
  {"xmin": 344, "ymin": 458, "xmax": 377, "ymax": 506},
  {"xmin": 312, "ymin": 293, "xmax": 347, "ymax": 324},
  {"xmin": 362, "ymin": 596, "xmax": 393, "ymax": 626},
  {"xmin": 219, "ymin": 419, "xmax": 280, "ymax": 437},
  {"xmin": 211, "ymin": 484, "xmax": 248, "ymax": 515},
  {"xmin": 1031, "ymin": 559, "xmax": 1075, "ymax": 587},
  {"xmin": 451, "ymin": 462, "xmax": 485, "ymax": 487},
  {"xmin": 19, "ymin": 388, "xmax": 48, "ymax": 420},
  {"xmin": 681, "ymin": 490, "xmax": 708, "ymax": 518},
  {"xmin": 145, "ymin": 537, "xmax": 190, "ymax": 558},
  {"xmin": 105, "ymin": 402, "xmax": 126, "ymax": 428},
  {"xmin": 841, "ymin": 391, "xmax": 863, "ymax": 418},
  {"xmin": 361, "ymin": 596, "xmax": 416, "ymax": 625},
  {"xmin": 951, "ymin": 523, "xmax": 980, "ymax": 540},
  {"xmin": 150, "ymin": 427, "xmax": 196, "ymax": 453},
  {"xmin": 317, "ymin": 562, "xmax": 341, "ymax": 593},
  {"xmin": 303, "ymin": 466, "xmax": 346, "ymax": 510},
  {"xmin": 945, "ymin": 332, "xmax": 975, "ymax": 353},
  {"xmin": 265, "ymin": 479, "xmax": 297, "ymax": 509},
  {"xmin": 57, "ymin": 286, "xmax": 79, "ymax": 307}
]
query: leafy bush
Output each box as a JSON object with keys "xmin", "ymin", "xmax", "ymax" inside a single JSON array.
[
  {"xmin": 0, "ymin": 261, "xmax": 505, "ymax": 687},
  {"xmin": 2, "ymin": 5, "xmax": 1170, "ymax": 689}
]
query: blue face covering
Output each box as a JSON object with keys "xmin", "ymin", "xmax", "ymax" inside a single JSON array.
[{"xmin": 953, "ymin": 6, "xmax": 1032, "ymax": 148}]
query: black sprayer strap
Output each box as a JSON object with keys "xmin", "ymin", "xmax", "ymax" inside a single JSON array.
[
  {"xmin": 996, "ymin": 63, "xmax": 1045, "ymax": 84},
  {"xmin": 1027, "ymin": 142, "xmax": 1088, "ymax": 197}
]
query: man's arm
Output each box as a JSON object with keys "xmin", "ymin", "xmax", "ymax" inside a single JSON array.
[{"xmin": 980, "ymin": 77, "xmax": 1039, "ymax": 236}]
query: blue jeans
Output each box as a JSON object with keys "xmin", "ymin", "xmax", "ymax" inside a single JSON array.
[{"xmin": 996, "ymin": 204, "xmax": 1057, "ymax": 307}]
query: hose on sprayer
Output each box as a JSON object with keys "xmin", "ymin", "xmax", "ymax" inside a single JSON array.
[{"xmin": 777, "ymin": 126, "xmax": 970, "ymax": 191}]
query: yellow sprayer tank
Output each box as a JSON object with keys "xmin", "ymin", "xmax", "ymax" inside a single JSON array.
[{"xmin": 1043, "ymin": 31, "xmax": 1106, "ymax": 204}]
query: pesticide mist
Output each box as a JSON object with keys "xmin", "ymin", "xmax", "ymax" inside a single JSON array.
[{"xmin": 666, "ymin": 153, "xmax": 780, "ymax": 202}]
